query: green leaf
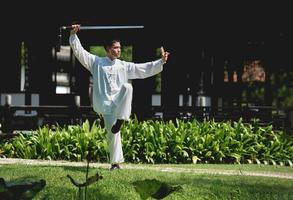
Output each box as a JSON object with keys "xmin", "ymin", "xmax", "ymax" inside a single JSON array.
[
  {"xmin": 255, "ymin": 158, "xmax": 261, "ymax": 166},
  {"xmin": 270, "ymin": 159, "xmax": 277, "ymax": 166},
  {"xmin": 133, "ymin": 179, "xmax": 161, "ymax": 200},
  {"xmin": 132, "ymin": 179, "xmax": 182, "ymax": 200},
  {"xmin": 287, "ymin": 160, "xmax": 293, "ymax": 167},
  {"xmin": 192, "ymin": 156, "xmax": 201, "ymax": 164}
]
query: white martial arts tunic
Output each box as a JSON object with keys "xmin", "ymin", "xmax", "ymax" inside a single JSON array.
[
  {"xmin": 69, "ymin": 34, "xmax": 165, "ymax": 164},
  {"xmin": 69, "ymin": 34, "xmax": 164, "ymax": 118}
]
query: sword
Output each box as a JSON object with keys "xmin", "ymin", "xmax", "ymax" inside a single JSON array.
[
  {"xmin": 57, "ymin": 25, "xmax": 144, "ymax": 52},
  {"xmin": 61, "ymin": 25, "xmax": 144, "ymax": 30}
]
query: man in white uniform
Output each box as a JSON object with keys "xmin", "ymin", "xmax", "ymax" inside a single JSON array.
[{"xmin": 69, "ymin": 24, "xmax": 169, "ymax": 170}]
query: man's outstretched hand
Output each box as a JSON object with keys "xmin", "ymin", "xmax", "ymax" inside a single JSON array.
[
  {"xmin": 161, "ymin": 47, "xmax": 170, "ymax": 64},
  {"xmin": 70, "ymin": 24, "xmax": 81, "ymax": 35}
]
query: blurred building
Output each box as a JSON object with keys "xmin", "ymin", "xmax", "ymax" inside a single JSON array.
[{"xmin": 1, "ymin": 3, "xmax": 292, "ymax": 131}]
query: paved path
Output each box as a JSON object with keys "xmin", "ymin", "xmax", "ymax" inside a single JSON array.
[{"xmin": 1, "ymin": 158, "xmax": 293, "ymax": 179}]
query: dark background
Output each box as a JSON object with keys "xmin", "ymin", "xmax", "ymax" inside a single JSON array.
[{"xmin": 1, "ymin": 2, "xmax": 292, "ymax": 120}]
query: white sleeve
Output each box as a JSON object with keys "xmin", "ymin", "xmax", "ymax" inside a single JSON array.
[
  {"xmin": 125, "ymin": 59, "xmax": 164, "ymax": 79},
  {"xmin": 69, "ymin": 34, "xmax": 96, "ymax": 72}
]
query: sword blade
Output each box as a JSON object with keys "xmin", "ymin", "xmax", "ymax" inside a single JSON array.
[
  {"xmin": 61, "ymin": 25, "xmax": 144, "ymax": 30},
  {"xmin": 80, "ymin": 25, "xmax": 144, "ymax": 30}
]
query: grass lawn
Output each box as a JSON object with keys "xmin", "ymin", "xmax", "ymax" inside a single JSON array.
[{"xmin": 0, "ymin": 163, "xmax": 293, "ymax": 199}]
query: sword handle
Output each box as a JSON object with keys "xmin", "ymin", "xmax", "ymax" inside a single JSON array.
[{"xmin": 61, "ymin": 25, "xmax": 73, "ymax": 30}]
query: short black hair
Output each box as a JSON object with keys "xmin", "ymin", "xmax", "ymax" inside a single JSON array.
[{"xmin": 103, "ymin": 38, "xmax": 121, "ymax": 51}]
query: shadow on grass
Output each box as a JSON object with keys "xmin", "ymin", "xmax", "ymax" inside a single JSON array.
[
  {"xmin": 62, "ymin": 165, "xmax": 108, "ymax": 173},
  {"xmin": 42, "ymin": 186, "xmax": 119, "ymax": 200}
]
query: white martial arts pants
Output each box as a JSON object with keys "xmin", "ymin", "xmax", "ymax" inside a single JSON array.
[{"xmin": 104, "ymin": 83, "xmax": 133, "ymax": 164}]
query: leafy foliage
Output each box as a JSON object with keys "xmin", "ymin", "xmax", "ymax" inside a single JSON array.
[
  {"xmin": 1, "ymin": 118, "xmax": 292, "ymax": 165},
  {"xmin": 1, "ymin": 120, "xmax": 108, "ymax": 162}
]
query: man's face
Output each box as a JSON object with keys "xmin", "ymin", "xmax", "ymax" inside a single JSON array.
[{"xmin": 107, "ymin": 42, "xmax": 121, "ymax": 59}]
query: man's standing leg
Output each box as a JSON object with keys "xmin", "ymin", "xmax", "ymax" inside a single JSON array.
[
  {"xmin": 104, "ymin": 83, "xmax": 133, "ymax": 169},
  {"xmin": 104, "ymin": 114, "xmax": 124, "ymax": 169}
]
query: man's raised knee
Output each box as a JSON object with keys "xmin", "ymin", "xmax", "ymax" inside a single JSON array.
[{"xmin": 122, "ymin": 83, "xmax": 133, "ymax": 92}]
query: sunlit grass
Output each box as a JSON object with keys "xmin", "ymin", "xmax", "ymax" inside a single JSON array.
[{"xmin": 0, "ymin": 164, "xmax": 292, "ymax": 199}]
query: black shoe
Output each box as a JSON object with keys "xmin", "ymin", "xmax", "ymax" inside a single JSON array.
[
  {"xmin": 110, "ymin": 164, "xmax": 121, "ymax": 170},
  {"xmin": 111, "ymin": 119, "xmax": 124, "ymax": 134}
]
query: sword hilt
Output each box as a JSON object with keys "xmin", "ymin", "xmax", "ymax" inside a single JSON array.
[{"xmin": 61, "ymin": 25, "xmax": 74, "ymax": 30}]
